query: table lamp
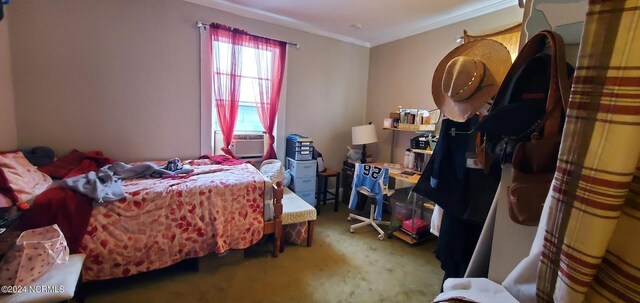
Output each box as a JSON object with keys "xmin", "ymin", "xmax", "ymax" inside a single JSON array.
[{"xmin": 352, "ymin": 123, "xmax": 378, "ymax": 163}]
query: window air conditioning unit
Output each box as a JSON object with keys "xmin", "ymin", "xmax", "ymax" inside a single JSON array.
[
  {"xmin": 229, "ymin": 133, "xmax": 266, "ymax": 159},
  {"xmin": 213, "ymin": 132, "xmax": 267, "ymax": 159}
]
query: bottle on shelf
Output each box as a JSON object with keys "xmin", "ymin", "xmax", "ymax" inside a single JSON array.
[
  {"xmin": 403, "ymin": 149, "xmax": 411, "ymax": 168},
  {"xmin": 408, "ymin": 150, "xmax": 415, "ymax": 170}
]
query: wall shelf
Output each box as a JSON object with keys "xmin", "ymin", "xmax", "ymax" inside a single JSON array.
[
  {"xmin": 383, "ymin": 125, "xmax": 436, "ymax": 163},
  {"xmin": 383, "ymin": 124, "xmax": 436, "ymax": 132}
]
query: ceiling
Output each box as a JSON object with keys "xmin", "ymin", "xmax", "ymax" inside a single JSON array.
[{"xmin": 185, "ymin": 0, "xmax": 519, "ymax": 47}]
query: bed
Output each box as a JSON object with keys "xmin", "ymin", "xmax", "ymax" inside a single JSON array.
[
  {"xmin": 77, "ymin": 159, "xmax": 283, "ymax": 281},
  {"xmin": 1, "ymin": 152, "xmax": 283, "ymax": 282}
]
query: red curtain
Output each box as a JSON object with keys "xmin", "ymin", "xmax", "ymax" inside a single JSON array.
[
  {"xmin": 209, "ymin": 24, "xmax": 248, "ymax": 157},
  {"xmin": 252, "ymin": 38, "xmax": 287, "ymax": 160},
  {"xmin": 209, "ymin": 23, "xmax": 286, "ymax": 159}
]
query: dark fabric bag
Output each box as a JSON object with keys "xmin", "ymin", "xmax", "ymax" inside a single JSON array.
[
  {"xmin": 476, "ymin": 32, "xmax": 574, "ymax": 170},
  {"xmin": 508, "ymin": 32, "xmax": 571, "ymax": 226},
  {"xmin": 478, "ymin": 30, "xmax": 572, "ymax": 226},
  {"xmin": 478, "ymin": 54, "xmax": 552, "ymax": 168},
  {"xmin": 19, "ymin": 146, "xmax": 55, "ymax": 167}
]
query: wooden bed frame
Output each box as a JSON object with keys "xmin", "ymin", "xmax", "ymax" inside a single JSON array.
[{"xmin": 262, "ymin": 181, "xmax": 284, "ymax": 257}]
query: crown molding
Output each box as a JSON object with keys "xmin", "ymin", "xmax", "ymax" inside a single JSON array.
[
  {"xmin": 369, "ymin": 0, "xmax": 519, "ymax": 46},
  {"xmin": 184, "ymin": 0, "xmax": 371, "ymax": 47},
  {"xmin": 184, "ymin": 0, "xmax": 519, "ymax": 48}
]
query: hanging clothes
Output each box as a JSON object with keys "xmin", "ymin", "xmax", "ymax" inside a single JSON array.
[
  {"xmin": 465, "ymin": 164, "xmax": 538, "ymax": 282},
  {"xmin": 414, "ymin": 116, "xmax": 500, "ymax": 220},
  {"xmin": 437, "ymin": 2, "xmax": 640, "ymax": 302},
  {"xmin": 430, "ymin": 205, "xmax": 443, "ymax": 237},
  {"xmin": 414, "ymin": 115, "xmax": 501, "ymax": 284},
  {"xmin": 437, "ymin": 210, "xmax": 484, "ymax": 283}
]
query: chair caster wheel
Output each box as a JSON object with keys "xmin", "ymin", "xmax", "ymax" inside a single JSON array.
[
  {"xmin": 350, "ymin": 228, "xmax": 355, "ymax": 233},
  {"xmin": 378, "ymin": 234, "xmax": 385, "ymax": 241}
]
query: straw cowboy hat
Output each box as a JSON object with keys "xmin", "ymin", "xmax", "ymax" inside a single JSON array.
[{"xmin": 432, "ymin": 39, "xmax": 512, "ymax": 122}]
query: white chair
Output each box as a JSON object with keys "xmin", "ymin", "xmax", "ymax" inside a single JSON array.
[{"xmin": 347, "ymin": 164, "xmax": 394, "ymax": 240}]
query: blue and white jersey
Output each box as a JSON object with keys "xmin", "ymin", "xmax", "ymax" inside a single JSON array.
[{"xmin": 348, "ymin": 164, "xmax": 389, "ymax": 221}]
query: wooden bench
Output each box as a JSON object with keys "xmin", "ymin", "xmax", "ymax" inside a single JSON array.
[{"xmin": 280, "ymin": 188, "xmax": 317, "ymax": 253}]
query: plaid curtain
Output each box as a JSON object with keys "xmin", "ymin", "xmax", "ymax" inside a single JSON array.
[{"xmin": 536, "ymin": 0, "xmax": 640, "ymax": 302}]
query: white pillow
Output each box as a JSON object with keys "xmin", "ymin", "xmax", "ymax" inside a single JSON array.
[
  {"xmin": 259, "ymin": 160, "xmax": 284, "ymax": 184},
  {"xmin": 0, "ymin": 152, "xmax": 53, "ymax": 202},
  {"xmin": 283, "ymin": 170, "xmax": 291, "ymax": 187}
]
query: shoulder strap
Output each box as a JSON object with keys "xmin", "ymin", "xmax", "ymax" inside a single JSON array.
[
  {"xmin": 549, "ymin": 31, "xmax": 571, "ymax": 111},
  {"xmin": 545, "ymin": 30, "xmax": 570, "ymax": 137},
  {"xmin": 544, "ymin": 30, "xmax": 570, "ymax": 137},
  {"xmin": 523, "ymin": 31, "xmax": 570, "ymax": 137}
]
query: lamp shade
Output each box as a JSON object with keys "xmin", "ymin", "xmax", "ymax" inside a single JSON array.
[{"xmin": 352, "ymin": 124, "xmax": 378, "ymax": 145}]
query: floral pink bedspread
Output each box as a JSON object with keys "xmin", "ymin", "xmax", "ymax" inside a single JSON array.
[{"xmin": 79, "ymin": 161, "xmax": 266, "ymax": 281}]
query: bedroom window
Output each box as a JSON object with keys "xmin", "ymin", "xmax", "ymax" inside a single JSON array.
[
  {"xmin": 233, "ymin": 103, "xmax": 264, "ymax": 132},
  {"xmin": 201, "ymin": 23, "xmax": 287, "ymax": 159},
  {"xmin": 212, "ymin": 41, "xmax": 273, "ymax": 133}
]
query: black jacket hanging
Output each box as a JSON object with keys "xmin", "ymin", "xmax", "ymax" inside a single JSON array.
[
  {"xmin": 413, "ymin": 115, "xmax": 501, "ymax": 283},
  {"xmin": 412, "ymin": 115, "xmax": 500, "ymax": 224}
]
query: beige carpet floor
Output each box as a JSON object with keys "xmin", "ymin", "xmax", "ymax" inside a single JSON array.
[{"xmin": 84, "ymin": 204, "xmax": 444, "ymax": 303}]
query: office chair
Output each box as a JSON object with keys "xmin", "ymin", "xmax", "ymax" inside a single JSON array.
[{"xmin": 347, "ymin": 164, "xmax": 394, "ymax": 240}]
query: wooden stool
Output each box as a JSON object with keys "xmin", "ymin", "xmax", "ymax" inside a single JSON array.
[{"xmin": 316, "ymin": 169, "xmax": 340, "ymax": 214}]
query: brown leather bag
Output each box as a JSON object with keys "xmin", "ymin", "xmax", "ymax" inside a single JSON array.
[{"xmin": 508, "ymin": 31, "xmax": 571, "ymax": 226}]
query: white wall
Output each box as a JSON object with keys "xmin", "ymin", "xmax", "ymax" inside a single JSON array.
[
  {"xmin": 8, "ymin": 0, "xmax": 369, "ymax": 171},
  {"xmin": 0, "ymin": 14, "xmax": 17, "ymax": 151},
  {"xmin": 366, "ymin": 5, "xmax": 523, "ymax": 163}
]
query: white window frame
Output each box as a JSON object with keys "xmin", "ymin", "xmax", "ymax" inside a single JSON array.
[{"xmin": 199, "ymin": 28, "xmax": 288, "ymax": 158}]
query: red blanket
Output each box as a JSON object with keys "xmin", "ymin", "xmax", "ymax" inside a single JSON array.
[
  {"xmin": 21, "ymin": 151, "xmax": 114, "ymax": 253},
  {"xmin": 38, "ymin": 150, "xmax": 113, "ymax": 179},
  {"xmin": 20, "ymin": 188, "xmax": 93, "ymax": 253},
  {"xmin": 199, "ymin": 154, "xmax": 248, "ymax": 166}
]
